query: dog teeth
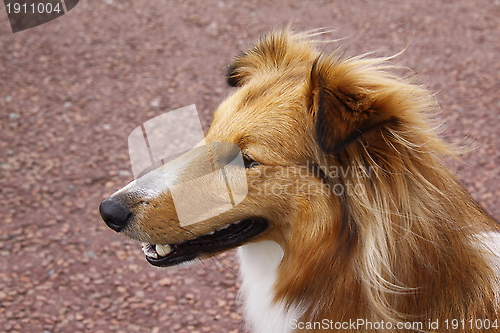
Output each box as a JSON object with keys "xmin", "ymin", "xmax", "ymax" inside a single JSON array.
[
  {"xmin": 156, "ymin": 244, "xmax": 172, "ymax": 257},
  {"xmin": 141, "ymin": 242, "xmax": 158, "ymax": 259},
  {"xmin": 207, "ymin": 230, "xmax": 215, "ymax": 235},
  {"xmin": 216, "ymin": 224, "xmax": 230, "ymax": 231}
]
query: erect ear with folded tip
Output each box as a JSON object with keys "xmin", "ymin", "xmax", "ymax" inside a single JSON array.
[
  {"xmin": 309, "ymin": 58, "xmax": 392, "ymax": 154},
  {"xmin": 227, "ymin": 58, "xmax": 244, "ymax": 87},
  {"xmin": 226, "ymin": 51, "xmax": 259, "ymax": 88}
]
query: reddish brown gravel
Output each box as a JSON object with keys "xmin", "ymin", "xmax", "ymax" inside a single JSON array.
[{"xmin": 1, "ymin": 1, "xmax": 499, "ymax": 332}]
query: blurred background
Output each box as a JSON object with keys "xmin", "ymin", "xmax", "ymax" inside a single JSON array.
[{"xmin": 1, "ymin": 1, "xmax": 499, "ymax": 332}]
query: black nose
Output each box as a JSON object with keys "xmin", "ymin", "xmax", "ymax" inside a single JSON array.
[{"xmin": 99, "ymin": 199, "xmax": 132, "ymax": 232}]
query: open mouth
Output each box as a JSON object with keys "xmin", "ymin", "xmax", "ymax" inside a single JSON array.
[{"xmin": 141, "ymin": 218, "xmax": 268, "ymax": 267}]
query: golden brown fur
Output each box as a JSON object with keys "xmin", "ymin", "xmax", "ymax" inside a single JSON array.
[
  {"xmin": 227, "ymin": 31, "xmax": 500, "ymax": 331},
  {"xmin": 104, "ymin": 30, "xmax": 500, "ymax": 332}
]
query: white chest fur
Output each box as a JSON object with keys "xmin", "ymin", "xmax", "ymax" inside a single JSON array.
[
  {"xmin": 238, "ymin": 241, "xmax": 299, "ymax": 333},
  {"xmin": 237, "ymin": 235, "xmax": 500, "ymax": 333}
]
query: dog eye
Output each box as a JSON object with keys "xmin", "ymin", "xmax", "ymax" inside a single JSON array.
[{"xmin": 243, "ymin": 154, "xmax": 260, "ymax": 168}]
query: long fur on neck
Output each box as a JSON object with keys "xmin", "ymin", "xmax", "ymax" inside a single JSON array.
[{"xmin": 234, "ymin": 30, "xmax": 500, "ymax": 331}]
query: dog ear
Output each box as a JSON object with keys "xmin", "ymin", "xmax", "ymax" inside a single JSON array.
[
  {"xmin": 226, "ymin": 32, "xmax": 290, "ymax": 87},
  {"xmin": 309, "ymin": 57, "xmax": 393, "ymax": 154},
  {"xmin": 226, "ymin": 56, "xmax": 245, "ymax": 87},
  {"xmin": 226, "ymin": 30, "xmax": 315, "ymax": 87}
]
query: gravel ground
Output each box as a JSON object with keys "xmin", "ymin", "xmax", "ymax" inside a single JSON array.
[{"xmin": 1, "ymin": 1, "xmax": 499, "ymax": 332}]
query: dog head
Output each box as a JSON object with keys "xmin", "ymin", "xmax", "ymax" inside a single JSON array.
[
  {"xmin": 99, "ymin": 30, "xmax": 438, "ymax": 270},
  {"xmin": 100, "ymin": 30, "xmax": 500, "ymax": 325}
]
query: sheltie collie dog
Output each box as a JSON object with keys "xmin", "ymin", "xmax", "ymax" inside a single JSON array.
[{"xmin": 100, "ymin": 30, "xmax": 500, "ymax": 332}]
